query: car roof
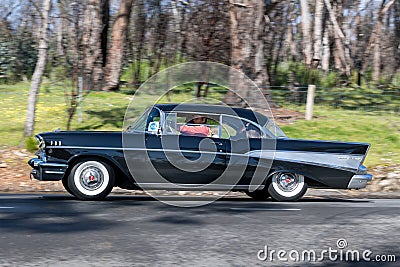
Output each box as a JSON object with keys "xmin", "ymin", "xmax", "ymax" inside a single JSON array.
[{"xmin": 154, "ymin": 104, "xmax": 269, "ymax": 126}]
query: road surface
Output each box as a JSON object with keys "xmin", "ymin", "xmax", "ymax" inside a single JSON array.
[{"xmin": 0, "ymin": 194, "xmax": 399, "ymax": 266}]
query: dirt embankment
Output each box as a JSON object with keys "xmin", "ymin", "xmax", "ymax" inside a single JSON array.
[{"xmin": 0, "ymin": 148, "xmax": 64, "ymax": 192}]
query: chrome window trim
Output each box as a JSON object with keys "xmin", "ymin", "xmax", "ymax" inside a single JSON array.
[
  {"xmin": 126, "ymin": 107, "xmax": 276, "ymax": 139},
  {"xmin": 47, "ymin": 145, "xmax": 362, "ymax": 172}
]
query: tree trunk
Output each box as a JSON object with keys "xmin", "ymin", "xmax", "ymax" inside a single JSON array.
[
  {"xmin": 313, "ymin": 0, "xmax": 324, "ymax": 68},
  {"xmin": 226, "ymin": 0, "xmax": 272, "ymax": 108},
  {"xmin": 56, "ymin": 15, "xmax": 64, "ymax": 57},
  {"xmin": 324, "ymin": 0, "xmax": 351, "ymax": 78},
  {"xmin": 82, "ymin": 0, "xmax": 108, "ymax": 91},
  {"xmin": 372, "ymin": 1, "xmax": 394, "ymax": 81},
  {"xmin": 360, "ymin": 0, "xmax": 395, "ymax": 79},
  {"xmin": 300, "ymin": 0, "xmax": 312, "ymax": 67},
  {"xmin": 24, "ymin": 0, "xmax": 52, "ymax": 137},
  {"xmin": 103, "ymin": 0, "xmax": 134, "ymax": 91},
  {"xmin": 321, "ymin": 23, "xmax": 330, "ymax": 72}
]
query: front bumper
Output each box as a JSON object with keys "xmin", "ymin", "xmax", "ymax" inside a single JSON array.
[
  {"xmin": 347, "ymin": 174, "xmax": 373, "ymax": 189},
  {"xmin": 28, "ymin": 158, "xmax": 68, "ymax": 181}
]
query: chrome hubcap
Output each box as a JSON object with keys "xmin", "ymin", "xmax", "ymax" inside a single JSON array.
[
  {"xmin": 276, "ymin": 173, "xmax": 298, "ymax": 192},
  {"xmin": 80, "ymin": 166, "xmax": 104, "ymax": 191}
]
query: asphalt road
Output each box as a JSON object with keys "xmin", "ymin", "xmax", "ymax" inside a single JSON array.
[{"xmin": 0, "ymin": 194, "xmax": 399, "ymax": 267}]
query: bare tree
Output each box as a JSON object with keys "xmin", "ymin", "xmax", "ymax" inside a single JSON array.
[
  {"xmin": 313, "ymin": 0, "xmax": 324, "ymax": 68},
  {"xmin": 360, "ymin": 0, "xmax": 395, "ymax": 82},
  {"xmin": 300, "ymin": 0, "xmax": 312, "ymax": 67},
  {"xmin": 321, "ymin": 22, "xmax": 330, "ymax": 72},
  {"xmin": 24, "ymin": 0, "xmax": 52, "ymax": 137},
  {"xmin": 226, "ymin": 0, "xmax": 272, "ymax": 107},
  {"xmin": 81, "ymin": 0, "xmax": 109, "ymax": 90},
  {"xmin": 103, "ymin": 0, "xmax": 134, "ymax": 91},
  {"xmin": 324, "ymin": 0, "xmax": 351, "ymax": 78},
  {"xmin": 372, "ymin": 0, "xmax": 395, "ymax": 81}
]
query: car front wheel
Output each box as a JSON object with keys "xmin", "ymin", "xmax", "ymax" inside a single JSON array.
[
  {"xmin": 267, "ymin": 172, "xmax": 307, "ymax": 201},
  {"xmin": 68, "ymin": 160, "xmax": 115, "ymax": 200},
  {"xmin": 62, "ymin": 177, "xmax": 75, "ymax": 196}
]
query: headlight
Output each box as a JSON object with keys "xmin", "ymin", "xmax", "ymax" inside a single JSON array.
[
  {"xmin": 34, "ymin": 135, "xmax": 47, "ymax": 162},
  {"xmin": 35, "ymin": 135, "xmax": 45, "ymax": 150}
]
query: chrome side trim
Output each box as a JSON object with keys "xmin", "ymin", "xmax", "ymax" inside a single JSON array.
[
  {"xmin": 40, "ymin": 162, "xmax": 69, "ymax": 168},
  {"xmin": 29, "ymin": 158, "xmax": 68, "ymax": 169},
  {"xmin": 28, "ymin": 158, "xmax": 68, "ymax": 181},
  {"xmin": 44, "ymin": 170, "xmax": 66, "ymax": 174},
  {"xmin": 135, "ymin": 183, "xmax": 264, "ymax": 191},
  {"xmin": 347, "ymin": 174, "xmax": 373, "ymax": 189},
  {"xmin": 247, "ymin": 150, "xmax": 364, "ymax": 171},
  {"xmin": 46, "ymin": 146, "xmax": 363, "ymax": 172},
  {"xmin": 47, "ymin": 146, "xmax": 124, "ymax": 150}
]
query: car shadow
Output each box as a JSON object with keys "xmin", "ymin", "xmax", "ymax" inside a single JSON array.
[{"xmin": 39, "ymin": 193, "xmax": 373, "ymax": 203}]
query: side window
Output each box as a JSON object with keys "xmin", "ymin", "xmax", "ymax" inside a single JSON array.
[
  {"xmin": 171, "ymin": 112, "xmax": 220, "ymax": 138},
  {"xmin": 163, "ymin": 112, "xmax": 178, "ymax": 135},
  {"xmin": 221, "ymin": 116, "xmax": 263, "ymax": 140}
]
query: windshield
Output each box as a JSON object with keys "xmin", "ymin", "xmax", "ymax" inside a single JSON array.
[
  {"xmin": 264, "ymin": 120, "xmax": 287, "ymax": 138},
  {"xmin": 125, "ymin": 107, "xmax": 151, "ymax": 133}
]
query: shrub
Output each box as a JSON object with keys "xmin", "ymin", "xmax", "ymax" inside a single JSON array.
[{"xmin": 25, "ymin": 137, "xmax": 38, "ymax": 152}]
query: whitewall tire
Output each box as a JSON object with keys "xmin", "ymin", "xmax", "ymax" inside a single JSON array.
[
  {"xmin": 68, "ymin": 160, "xmax": 115, "ymax": 200},
  {"xmin": 267, "ymin": 172, "xmax": 307, "ymax": 201}
]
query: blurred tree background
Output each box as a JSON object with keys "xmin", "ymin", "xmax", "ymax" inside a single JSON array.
[
  {"xmin": 0, "ymin": 0, "xmax": 399, "ymax": 134},
  {"xmin": 1, "ymin": 0, "xmax": 399, "ymax": 87}
]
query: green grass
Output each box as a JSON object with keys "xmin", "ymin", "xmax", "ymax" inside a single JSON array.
[
  {"xmin": 0, "ymin": 82, "xmax": 132, "ymax": 146},
  {"xmin": 1, "ymin": 82, "xmax": 399, "ymax": 167},
  {"xmin": 280, "ymin": 106, "xmax": 400, "ymax": 166}
]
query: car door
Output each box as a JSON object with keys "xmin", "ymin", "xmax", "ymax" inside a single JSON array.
[
  {"xmin": 145, "ymin": 133, "xmax": 227, "ymax": 186},
  {"xmin": 221, "ymin": 115, "xmax": 274, "ymax": 188},
  {"xmin": 147, "ymin": 111, "xmax": 228, "ymax": 186}
]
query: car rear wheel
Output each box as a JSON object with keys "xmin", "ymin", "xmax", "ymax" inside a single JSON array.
[
  {"xmin": 68, "ymin": 160, "xmax": 115, "ymax": 200},
  {"xmin": 245, "ymin": 189, "xmax": 270, "ymax": 201},
  {"xmin": 267, "ymin": 172, "xmax": 307, "ymax": 201}
]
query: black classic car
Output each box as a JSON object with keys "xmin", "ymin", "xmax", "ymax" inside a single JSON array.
[{"xmin": 28, "ymin": 104, "xmax": 372, "ymax": 201}]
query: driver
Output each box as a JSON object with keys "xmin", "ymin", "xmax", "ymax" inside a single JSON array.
[{"xmin": 179, "ymin": 115, "xmax": 212, "ymax": 137}]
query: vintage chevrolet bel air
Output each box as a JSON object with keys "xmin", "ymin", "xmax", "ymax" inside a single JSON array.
[{"xmin": 28, "ymin": 104, "xmax": 372, "ymax": 201}]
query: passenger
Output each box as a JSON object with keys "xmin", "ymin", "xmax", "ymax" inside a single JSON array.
[{"xmin": 179, "ymin": 115, "xmax": 212, "ymax": 137}]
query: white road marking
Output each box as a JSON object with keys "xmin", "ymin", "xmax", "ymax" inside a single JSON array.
[
  {"xmin": 0, "ymin": 207, "xmax": 14, "ymax": 209},
  {"xmin": 230, "ymin": 208, "xmax": 301, "ymax": 211}
]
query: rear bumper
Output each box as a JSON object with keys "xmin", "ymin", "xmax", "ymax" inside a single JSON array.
[
  {"xmin": 347, "ymin": 174, "xmax": 373, "ymax": 189},
  {"xmin": 28, "ymin": 158, "xmax": 68, "ymax": 181}
]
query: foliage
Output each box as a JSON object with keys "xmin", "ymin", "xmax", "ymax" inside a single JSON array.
[
  {"xmin": 25, "ymin": 137, "xmax": 38, "ymax": 152},
  {"xmin": 14, "ymin": 28, "xmax": 38, "ymax": 80},
  {"xmin": 0, "ymin": 21, "xmax": 16, "ymax": 83}
]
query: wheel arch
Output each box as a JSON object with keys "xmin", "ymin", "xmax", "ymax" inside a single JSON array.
[
  {"xmin": 64, "ymin": 154, "xmax": 133, "ymax": 187},
  {"xmin": 265, "ymin": 169, "xmax": 326, "ymax": 188}
]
